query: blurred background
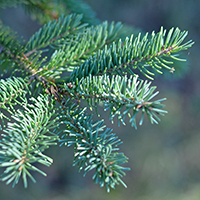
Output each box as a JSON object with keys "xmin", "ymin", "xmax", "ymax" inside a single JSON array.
[{"xmin": 0, "ymin": 0, "xmax": 200, "ymax": 199}]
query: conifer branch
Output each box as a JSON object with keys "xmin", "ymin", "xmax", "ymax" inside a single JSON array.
[
  {"xmin": 25, "ymin": 14, "xmax": 87, "ymax": 56},
  {"xmin": 0, "ymin": 22, "xmax": 23, "ymax": 57},
  {"xmin": 70, "ymin": 27, "xmax": 194, "ymax": 81},
  {"xmin": 0, "ymin": 77, "xmax": 28, "ymax": 129},
  {"xmin": 0, "ymin": 1, "xmax": 194, "ymax": 192},
  {"xmin": 0, "ymin": 95, "xmax": 59, "ymax": 188},
  {"xmin": 77, "ymin": 75, "xmax": 166, "ymax": 127},
  {"xmin": 58, "ymin": 99, "xmax": 129, "ymax": 192},
  {"xmin": 50, "ymin": 21, "xmax": 124, "ymax": 71},
  {"xmin": 58, "ymin": 75, "xmax": 166, "ymax": 128}
]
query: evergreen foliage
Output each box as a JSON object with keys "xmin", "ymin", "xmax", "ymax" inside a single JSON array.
[{"xmin": 0, "ymin": 0, "xmax": 194, "ymax": 192}]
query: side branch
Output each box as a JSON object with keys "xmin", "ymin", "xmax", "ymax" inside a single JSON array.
[
  {"xmin": 24, "ymin": 14, "xmax": 87, "ymax": 56},
  {"xmin": 24, "ymin": 30, "xmax": 70, "ymax": 57},
  {"xmin": 58, "ymin": 99, "xmax": 129, "ymax": 192},
  {"xmin": 60, "ymin": 75, "xmax": 167, "ymax": 128},
  {"xmin": 102, "ymin": 44, "xmax": 179, "ymax": 76},
  {"xmin": 1, "ymin": 46, "xmax": 61, "ymax": 101},
  {"xmin": 70, "ymin": 27, "xmax": 194, "ymax": 81}
]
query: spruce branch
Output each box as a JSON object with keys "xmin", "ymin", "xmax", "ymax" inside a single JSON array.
[
  {"xmin": 0, "ymin": 22, "xmax": 23, "ymax": 59},
  {"xmin": 50, "ymin": 21, "xmax": 124, "ymax": 72},
  {"xmin": 0, "ymin": 1, "xmax": 194, "ymax": 192},
  {"xmin": 0, "ymin": 95, "xmax": 59, "ymax": 188},
  {"xmin": 70, "ymin": 27, "xmax": 194, "ymax": 81},
  {"xmin": 25, "ymin": 14, "xmax": 87, "ymax": 56},
  {"xmin": 65, "ymin": 75, "xmax": 167, "ymax": 128},
  {"xmin": 0, "ymin": 77, "xmax": 28, "ymax": 129},
  {"xmin": 58, "ymin": 99, "xmax": 129, "ymax": 192},
  {"xmin": 0, "ymin": 22, "xmax": 43, "ymax": 77}
]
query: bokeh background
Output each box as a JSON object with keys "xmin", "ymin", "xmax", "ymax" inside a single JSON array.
[{"xmin": 1, "ymin": 0, "xmax": 200, "ymax": 199}]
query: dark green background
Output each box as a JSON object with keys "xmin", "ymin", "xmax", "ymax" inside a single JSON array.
[{"xmin": 1, "ymin": 0, "xmax": 200, "ymax": 199}]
